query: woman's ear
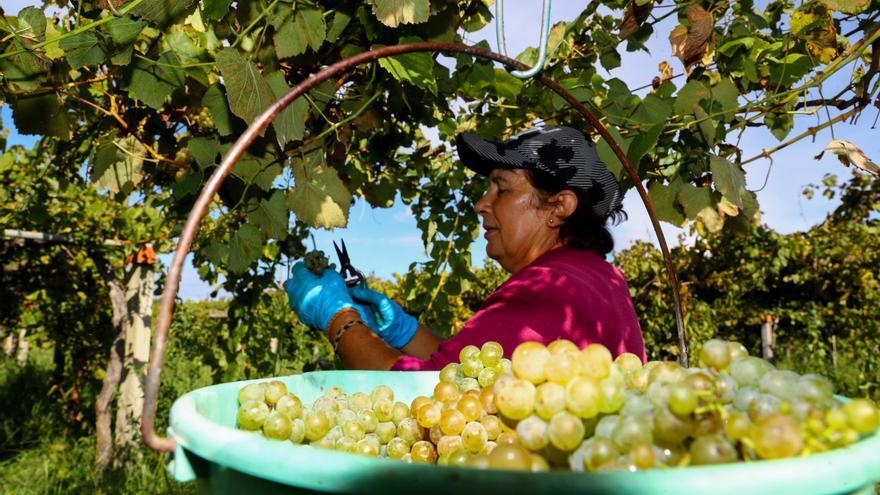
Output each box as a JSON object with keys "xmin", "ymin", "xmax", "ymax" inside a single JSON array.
[{"xmin": 549, "ymin": 189, "xmax": 578, "ymax": 223}]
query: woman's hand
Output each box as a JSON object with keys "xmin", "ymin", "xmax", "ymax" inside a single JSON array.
[
  {"xmin": 283, "ymin": 262, "xmax": 376, "ymax": 332},
  {"xmin": 349, "ymin": 286, "xmax": 418, "ymax": 349}
]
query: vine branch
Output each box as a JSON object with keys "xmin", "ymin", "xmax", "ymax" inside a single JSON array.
[
  {"xmin": 69, "ymin": 93, "xmax": 188, "ymax": 169},
  {"xmin": 739, "ymin": 106, "xmax": 860, "ymax": 166}
]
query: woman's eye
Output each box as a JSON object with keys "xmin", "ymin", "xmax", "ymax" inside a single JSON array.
[{"xmin": 496, "ymin": 188, "xmax": 507, "ymax": 195}]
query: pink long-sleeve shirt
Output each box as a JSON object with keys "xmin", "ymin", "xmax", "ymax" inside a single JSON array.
[{"xmin": 391, "ymin": 246, "xmax": 646, "ymax": 371}]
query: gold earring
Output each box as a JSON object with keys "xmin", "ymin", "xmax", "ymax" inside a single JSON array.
[{"xmin": 549, "ymin": 219, "xmax": 554, "ymax": 225}]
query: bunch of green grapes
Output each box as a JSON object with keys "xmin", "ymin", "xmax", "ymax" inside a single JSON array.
[
  {"xmin": 188, "ymin": 106, "xmax": 215, "ymax": 132},
  {"xmin": 303, "ymin": 250, "xmax": 335, "ymax": 276},
  {"xmin": 406, "ymin": 341, "xmax": 545, "ymax": 470},
  {"xmin": 236, "ymin": 338, "xmax": 879, "ymax": 473},
  {"xmin": 236, "ymin": 381, "xmax": 306, "ymax": 442},
  {"xmin": 487, "ymin": 338, "xmax": 879, "ymax": 472}
]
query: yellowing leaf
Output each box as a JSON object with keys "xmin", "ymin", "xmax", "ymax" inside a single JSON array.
[
  {"xmin": 659, "ymin": 61, "xmax": 673, "ymax": 82},
  {"xmin": 287, "ymin": 151, "xmax": 351, "ymax": 229},
  {"xmin": 678, "ymin": 183, "xmax": 723, "ymax": 233},
  {"xmin": 669, "ymin": 5, "xmax": 714, "ymax": 73},
  {"xmin": 370, "ymin": 0, "xmax": 430, "ymax": 28},
  {"xmin": 819, "ymin": 0, "xmax": 870, "ymax": 14},
  {"xmin": 92, "ymin": 136, "xmax": 145, "ymax": 196},
  {"xmin": 821, "ymin": 140, "xmax": 880, "ymax": 177},
  {"xmin": 619, "ymin": 1, "xmax": 652, "ymax": 40}
]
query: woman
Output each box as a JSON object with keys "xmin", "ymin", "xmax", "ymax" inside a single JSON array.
[{"xmin": 284, "ymin": 126, "xmax": 646, "ymax": 370}]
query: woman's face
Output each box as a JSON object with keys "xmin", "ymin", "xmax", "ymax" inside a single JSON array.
[{"xmin": 474, "ymin": 168, "xmax": 561, "ymax": 273}]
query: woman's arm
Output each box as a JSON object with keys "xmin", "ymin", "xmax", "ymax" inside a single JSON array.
[
  {"xmin": 327, "ymin": 309, "xmax": 402, "ymax": 370},
  {"xmin": 328, "ymin": 312, "xmax": 444, "ymax": 368},
  {"xmin": 400, "ymin": 323, "xmax": 443, "ymax": 359}
]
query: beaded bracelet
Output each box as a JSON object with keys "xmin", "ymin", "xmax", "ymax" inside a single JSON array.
[{"xmin": 333, "ymin": 319, "xmax": 364, "ymax": 353}]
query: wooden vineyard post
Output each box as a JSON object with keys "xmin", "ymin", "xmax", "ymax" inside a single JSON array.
[
  {"xmin": 761, "ymin": 314, "xmax": 776, "ymax": 362},
  {"xmin": 114, "ymin": 249, "xmax": 157, "ymax": 454}
]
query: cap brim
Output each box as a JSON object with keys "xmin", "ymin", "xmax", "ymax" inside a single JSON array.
[{"xmin": 455, "ymin": 133, "xmax": 534, "ymax": 176}]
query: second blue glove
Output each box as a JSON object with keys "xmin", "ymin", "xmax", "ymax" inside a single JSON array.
[{"xmin": 348, "ymin": 286, "xmax": 418, "ymax": 349}]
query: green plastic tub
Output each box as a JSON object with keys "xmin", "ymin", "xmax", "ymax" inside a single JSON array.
[{"xmin": 168, "ymin": 371, "xmax": 880, "ymax": 495}]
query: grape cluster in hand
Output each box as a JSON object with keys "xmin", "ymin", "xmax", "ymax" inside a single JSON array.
[
  {"xmin": 235, "ymin": 339, "xmax": 880, "ymax": 472},
  {"xmin": 303, "ymin": 250, "xmax": 335, "ymax": 276}
]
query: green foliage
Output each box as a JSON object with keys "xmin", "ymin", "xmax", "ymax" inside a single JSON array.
[
  {"xmin": 616, "ymin": 173, "xmax": 880, "ymax": 401},
  {"xmin": 0, "ymin": 348, "xmax": 193, "ymax": 494},
  {"xmin": 1, "ymin": 0, "xmax": 874, "ymax": 307}
]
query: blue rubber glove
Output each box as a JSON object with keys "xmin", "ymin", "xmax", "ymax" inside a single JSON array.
[
  {"xmin": 283, "ymin": 262, "xmax": 376, "ymax": 332},
  {"xmin": 348, "ymin": 286, "xmax": 418, "ymax": 349}
]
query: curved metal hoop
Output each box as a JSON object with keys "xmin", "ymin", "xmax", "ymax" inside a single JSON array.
[{"xmin": 142, "ymin": 42, "xmax": 687, "ymax": 452}]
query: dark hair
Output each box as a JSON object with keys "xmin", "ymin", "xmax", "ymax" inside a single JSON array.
[{"xmin": 524, "ymin": 169, "xmax": 626, "ymax": 255}]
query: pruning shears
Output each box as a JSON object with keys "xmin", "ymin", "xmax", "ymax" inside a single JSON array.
[{"xmin": 333, "ymin": 239, "xmax": 367, "ymax": 289}]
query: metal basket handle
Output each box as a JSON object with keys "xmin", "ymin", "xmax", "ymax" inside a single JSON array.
[{"xmin": 142, "ymin": 42, "xmax": 687, "ymax": 452}]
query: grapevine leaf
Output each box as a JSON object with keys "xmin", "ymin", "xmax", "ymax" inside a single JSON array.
[
  {"xmin": 172, "ymin": 169, "xmax": 203, "ymax": 199},
  {"xmin": 326, "ymin": 9, "xmax": 353, "ymax": 43},
  {"xmin": 202, "ymin": 83, "xmax": 236, "ymax": 136},
  {"xmin": 203, "ymin": 0, "xmax": 233, "ymax": 21},
  {"xmin": 377, "ymin": 37, "xmax": 437, "ymax": 93},
  {"xmin": 265, "ymin": 71, "xmax": 307, "ymax": 146},
  {"xmin": 669, "ymin": 5, "xmax": 714, "ymax": 72},
  {"xmin": 162, "ymin": 29, "xmax": 204, "ymax": 64},
  {"xmin": 628, "ymin": 94, "xmax": 673, "ymax": 165},
  {"xmin": 718, "ymin": 37, "xmax": 754, "ymax": 56},
  {"xmin": 128, "ymin": 51, "xmax": 185, "ymax": 109},
  {"xmin": 493, "ymin": 69, "xmax": 524, "ymax": 100},
  {"xmin": 92, "ymin": 136, "xmax": 145, "ymax": 196},
  {"xmin": 693, "ymin": 104, "xmax": 716, "ymax": 146},
  {"xmin": 709, "ymin": 155, "xmax": 744, "ymax": 209},
  {"xmin": 461, "ymin": 2, "xmax": 492, "ymax": 32},
  {"xmin": 216, "ymin": 48, "xmax": 275, "ymax": 126},
  {"xmin": 58, "ymin": 31, "xmax": 107, "ymax": 69},
  {"xmin": 460, "ymin": 61, "xmax": 494, "ymax": 98},
  {"xmin": 187, "ymin": 136, "xmax": 221, "ymax": 170},
  {"xmin": 12, "ymin": 93, "xmax": 71, "ymax": 139},
  {"xmin": 287, "ymin": 150, "xmax": 351, "ymax": 229},
  {"xmin": 678, "ymin": 183, "xmax": 723, "ymax": 232},
  {"xmin": 765, "ymin": 111, "xmax": 794, "ymax": 140},
  {"xmin": 619, "ymin": 1, "xmax": 652, "ymax": 40},
  {"xmin": 248, "ymin": 190, "xmax": 289, "ymax": 240},
  {"xmin": 228, "ymin": 223, "xmax": 263, "ymax": 273},
  {"xmin": 42, "ymin": 23, "xmax": 64, "ymax": 59},
  {"xmin": 106, "ymin": 16, "xmax": 145, "ymax": 46},
  {"xmin": 768, "ymin": 53, "xmax": 811, "ymax": 87},
  {"xmin": 131, "ymin": 0, "xmax": 198, "ymax": 26},
  {"xmin": 369, "ymin": 0, "xmax": 430, "ymax": 28},
  {"xmin": 232, "ymin": 156, "xmax": 281, "ymax": 191},
  {"xmin": 0, "ymin": 52, "xmax": 49, "ymax": 90},
  {"xmin": 105, "ymin": 17, "xmax": 145, "ymax": 65},
  {"xmin": 710, "ymin": 78, "xmax": 739, "ymax": 122},
  {"xmin": 673, "ymin": 80, "xmax": 709, "ymax": 115},
  {"xmin": 821, "ymin": 140, "xmax": 880, "ymax": 177},
  {"xmin": 18, "ymin": 7, "xmax": 46, "ymax": 39},
  {"xmin": 595, "ymin": 125, "xmax": 631, "ymax": 182},
  {"xmin": 648, "ymin": 180, "xmax": 687, "ymax": 226},
  {"xmin": 274, "ymin": 7, "xmax": 326, "ymax": 59},
  {"xmin": 819, "ymin": 0, "xmax": 870, "ymax": 13}
]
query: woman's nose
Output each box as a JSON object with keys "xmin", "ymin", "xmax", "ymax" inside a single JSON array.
[{"xmin": 474, "ymin": 191, "xmax": 490, "ymax": 215}]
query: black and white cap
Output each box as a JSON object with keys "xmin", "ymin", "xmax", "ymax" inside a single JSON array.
[{"xmin": 456, "ymin": 126, "xmax": 623, "ymax": 218}]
